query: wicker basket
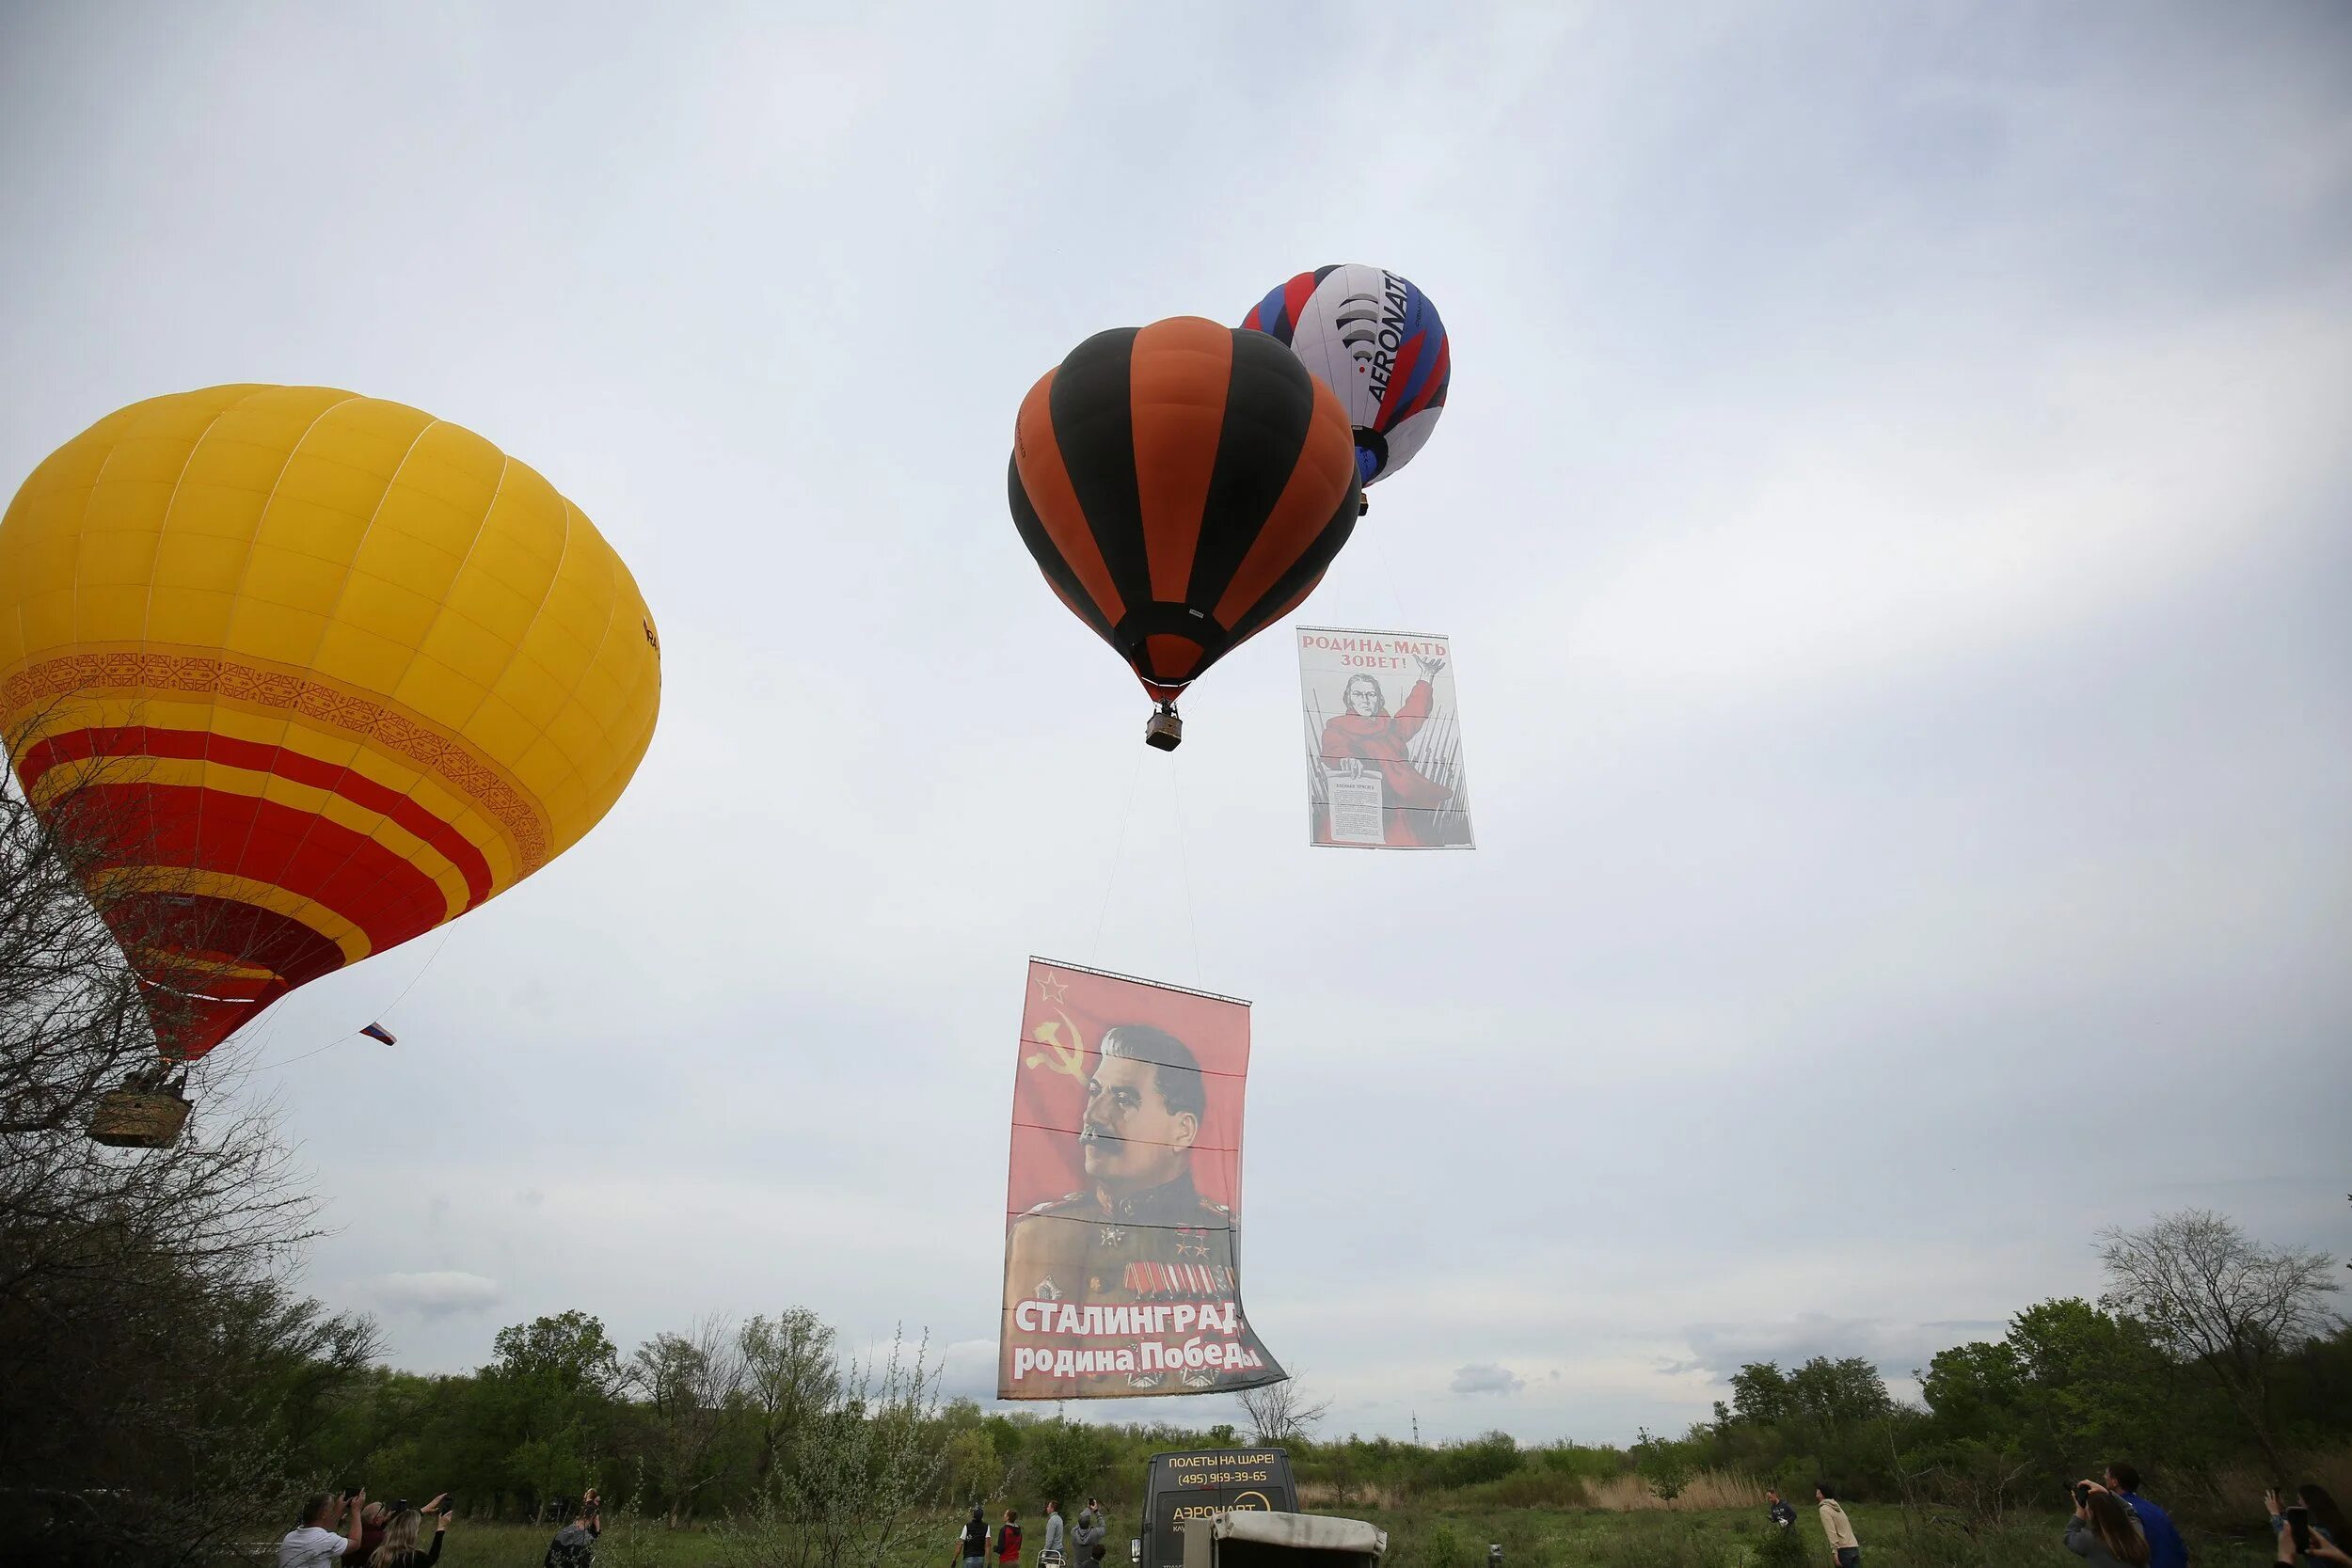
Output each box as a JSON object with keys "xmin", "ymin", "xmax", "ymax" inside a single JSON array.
[{"xmin": 87, "ymin": 1088, "xmax": 192, "ymax": 1148}]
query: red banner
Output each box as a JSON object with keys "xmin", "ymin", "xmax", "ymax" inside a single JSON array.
[{"xmin": 998, "ymin": 958, "xmax": 1285, "ymax": 1400}]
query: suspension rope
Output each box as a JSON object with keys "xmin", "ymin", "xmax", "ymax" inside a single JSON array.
[
  {"xmin": 1169, "ymin": 752, "xmax": 1205, "ymax": 986},
  {"xmin": 1089, "ymin": 741, "xmax": 1147, "ymax": 965},
  {"xmin": 239, "ymin": 926, "xmax": 449, "ymax": 1074}
]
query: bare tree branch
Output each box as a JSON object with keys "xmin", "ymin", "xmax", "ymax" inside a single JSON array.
[
  {"xmin": 1237, "ymin": 1373, "xmax": 1328, "ymax": 1446},
  {"xmin": 2097, "ymin": 1208, "xmax": 2340, "ymax": 1470}
]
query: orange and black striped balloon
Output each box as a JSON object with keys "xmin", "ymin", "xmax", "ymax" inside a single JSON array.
[{"xmin": 1009, "ymin": 317, "xmax": 1362, "ymax": 705}]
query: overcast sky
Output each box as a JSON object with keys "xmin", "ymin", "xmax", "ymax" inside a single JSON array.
[{"xmin": 4, "ymin": 2, "xmax": 2349, "ymax": 1445}]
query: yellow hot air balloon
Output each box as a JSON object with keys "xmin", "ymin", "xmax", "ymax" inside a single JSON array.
[{"xmin": 0, "ymin": 386, "xmax": 660, "ymax": 1139}]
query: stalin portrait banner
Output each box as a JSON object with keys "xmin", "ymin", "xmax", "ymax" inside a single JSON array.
[
  {"xmin": 1299, "ymin": 626, "xmax": 1475, "ymax": 849},
  {"xmin": 999, "ymin": 958, "xmax": 1285, "ymax": 1401}
]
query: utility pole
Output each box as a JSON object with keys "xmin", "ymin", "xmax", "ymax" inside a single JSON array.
[{"xmin": 1411, "ymin": 1411, "xmax": 1421, "ymax": 1446}]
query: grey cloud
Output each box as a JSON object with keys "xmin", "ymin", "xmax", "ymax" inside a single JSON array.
[
  {"xmin": 1451, "ymin": 1365, "xmax": 1527, "ymax": 1397},
  {"xmin": 369, "ymin": 1272, "xmax": 502, "ymax": 1319}
]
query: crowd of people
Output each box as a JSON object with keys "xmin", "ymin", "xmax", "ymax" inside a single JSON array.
[
  {"xmin": 1763, "ymin": 1464, "xmax": 2351, "ymax": 1566},
  {"xmin": 275, "ymin": 1491, "xmax": 450, "ymax": 1568},
  {"xmin": 956, "ymin": 1497, "xmax": 1112, "ymax": 1568},
  {"xmin": 275, "ymin": 1487, "xmax": 602, "ymax": 1568},
  {"xmin": 272, "ymin": 1467, "xmax": 2348, "ymax": 1568}
]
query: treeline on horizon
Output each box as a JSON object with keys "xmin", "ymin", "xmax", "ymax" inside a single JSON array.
[{"xmin": 242, "ymin": 1250, "xmax": 2352, "ymax": 1538}]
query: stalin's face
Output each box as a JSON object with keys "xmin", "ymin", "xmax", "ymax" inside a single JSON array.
[{"xmin": 1081, "ymin": 1053, "xmax": 1195, "ymax": 1195}]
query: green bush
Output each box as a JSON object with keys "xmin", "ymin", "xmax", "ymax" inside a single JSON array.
[
  {"xmin": 1418, "ymin": 1520, "xmax": 1472, "ymax": 1568},
  {"xmin": 1752, "ymin": 1521, "xmax": 1809, "ymax": 1567},
  {"xmin": 1431, "ymin": 1433, "xmax": 1524, "ymax": 1490}
]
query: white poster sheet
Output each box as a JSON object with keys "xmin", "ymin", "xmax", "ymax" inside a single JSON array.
[{"xmin": 1297, "ymin": 626, "xmax": 1474, "ymax": 850}]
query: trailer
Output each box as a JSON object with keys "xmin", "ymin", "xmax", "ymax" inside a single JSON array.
[{"xmin": 1180, "ymin": 1511, "xmax": 1388, "ymax": 1568}]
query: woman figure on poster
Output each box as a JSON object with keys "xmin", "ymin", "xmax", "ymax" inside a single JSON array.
[{"xmin": 1319, "ymin": 656, "xmax": 1455, "ymax": 847}]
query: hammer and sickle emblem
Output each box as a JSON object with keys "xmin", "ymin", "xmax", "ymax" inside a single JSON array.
[{"xmin": 1025, "ymin": 1008, "xmax": 1089, "ymax": 1080}]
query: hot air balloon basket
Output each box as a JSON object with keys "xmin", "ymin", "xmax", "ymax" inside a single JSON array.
[
  {"xmin": 1144, "ymin": 707, "xmax": 1184, "ymax": 752},
  {"xmin": 87, "ymin": 1088, "xmax": 192, "ymax": 1148}
]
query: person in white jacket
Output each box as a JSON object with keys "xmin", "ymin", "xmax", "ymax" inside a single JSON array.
[
  {"xmin": 1816, "ymin": 1482, "xmax": 1861, "ymax": 1567},
  {"xmin": 278, "ymin": 1490, "xmax": 363, "ymax": 1568}
]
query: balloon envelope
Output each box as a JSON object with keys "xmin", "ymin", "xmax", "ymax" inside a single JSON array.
[
  {"xmin": 0, "ymin": 385, "xmax": 661, "ymax": 1061},
  {"xmin": 1243, "ymin": 264, "xmax": 1451, "ymax": 485},
  {"xmin": 1009, "ymin": 317, "xmax": 1360, "ymax": 709}
]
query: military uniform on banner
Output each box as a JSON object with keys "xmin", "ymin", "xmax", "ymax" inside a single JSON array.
[{"xmin": 1004, "ymin": 1170, "xmax": 1282, "ymax": 1394}]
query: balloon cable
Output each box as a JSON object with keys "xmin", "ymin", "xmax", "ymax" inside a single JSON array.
[
  {"xmin": 245, "ymin": 1029, "xmax": 368, "ymax": 1074},
  {"xmin": 1089, "ymin": 742, "xmax": 1146, "ymax": 965},
  {"xmin": 240, "ymin": 927, "xmax": 449, "ymax": 1074},
  {"xmin": 1364, "ymin": 526, "xmax": 1412, "ymax": 630},
  {"xmin": 1170, "ymin": 752, "xmax": 1204, "ymax": 986},
  {"xmin": 372, "ymin": 927, "xmax": 453, "ymax": 1022}
]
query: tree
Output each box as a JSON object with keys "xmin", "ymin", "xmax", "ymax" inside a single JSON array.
[
  {"xmin": 1632, "ymin": 1427, "xmax": 1692, "ymax": 1501},
  {"xmin": 494, "ymin": 1309, "xmax": 625, "ymax": 1395},
  {"xmin": 740, "ymin": 1307, "xmax": 840, "ymax": 1484},
  {"xmin": 1025, "ymin": 1418, "xmax": 1109, "ymax": 1510},
  {"xmin": 1729, "ymin": 1363, "xmax": 1797, "ymax": 1425},
  {"xmin": 1237, "ymin": 1375, "xmax": 1328, "ymax": 1446},
  {"xmin": 479, "ymin": 1309, "xmax": 627, "ymax": 1516},
  {"xmin": 1919, "ymin": 1296, "xmax": 2198, "ymax": 1499},
  {"xmin": 630, "ymin": 1315, "xmax": 744, "ymax": 1526},
  {"xmin": 1919, "ymin": 1340, "xmax": 2025, "ymax": 1440},
  {"xmin": 943, "ymin": 1427, "xmax": 1004, "ymax": 1507},
  {"xmin": 1723, "ymin": 1356, "xmax": 1889, "ymax": 1439},
  {"xmin": 2099, "ymin": 1209, "xmax": 2340, "ymax": 1468},
  {"xmin": 1784, "ymin": 1356, "xmax": 1893, "ymax": 1434},
  {"xmin": 716, "ymin": 1327, "xmax": 947, "ymax": 1568}
]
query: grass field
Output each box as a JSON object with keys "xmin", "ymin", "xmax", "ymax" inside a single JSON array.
[{"xmin": 428, "ymin": 1500, "xmax": 2288, "ymax": 1568}]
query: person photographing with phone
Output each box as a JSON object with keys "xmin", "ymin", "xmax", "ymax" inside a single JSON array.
[
  {"xmin": 545, "ymin": 1490, "xmax": 602, "ymax": 1568},
  {"xmin": 2270, "ymin": 1485, "xmax": 2352, "ymax": 1565},
  {"xmin": 368, "ymin": 1498, "xmax": 451, "ymax": 1568},
  {"xmin": 2066, "ymin": 1481, "xmax": 2150, "ymax": 1566},
  {"xmin": 355, "ymin": 1493, "xmax": 449, "ymax": 1566},
  {"xmin": 278, "ymin": 1489, "xmax": 366, "ymax": 1568},
  {"xmin": 2277, "ymin": 1518, "xmax": 2352, "ymax": 1565},
  {"xmin": 1073, "ymin": 1498, "xmax": 1105, "ymax": 1562}
]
